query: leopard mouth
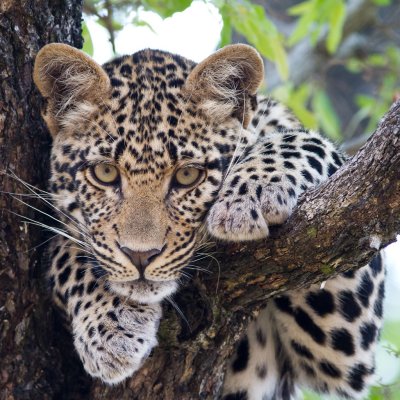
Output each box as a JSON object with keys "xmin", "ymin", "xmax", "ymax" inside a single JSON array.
[{"xmin": 108, "ymin": 279, "xmax": 178, "ymax": 304}]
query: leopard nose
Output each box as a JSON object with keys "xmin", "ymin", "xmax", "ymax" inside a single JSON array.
[{"xmin": 120, "ymin": 246, "xmax": 163, "ymax": 276}]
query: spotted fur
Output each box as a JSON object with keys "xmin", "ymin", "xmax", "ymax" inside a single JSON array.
[{"xmin": 33, "ymin": 44, "xmax": 384, "ymax": 395}]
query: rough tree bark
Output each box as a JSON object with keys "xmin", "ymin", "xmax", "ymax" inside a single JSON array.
[
  {"xmin": 0, "ymin": 1, "xmax": 83, "ymax": 399},
  {"xmin": 1, "ymin": 2, "xmax": 399, "ymax": 400}
]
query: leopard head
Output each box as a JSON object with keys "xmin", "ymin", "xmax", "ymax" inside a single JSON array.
[{"xmin": 34, "ymin": 43, "xmax": 263, "ymax": 303}]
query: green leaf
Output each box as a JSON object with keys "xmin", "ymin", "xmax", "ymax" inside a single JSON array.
[
  {"xmin": 288, "ymin": 1, "xmax": 312, "ymax": 16},
  {"xmin": 367, "ymin": 54, "xmax": 387, "ymax": 67},
  {"xmin": 386, "ymin": 46, "xmax": 400, "ymax": 66},
  {"xmin": 269, "ymin": 38, "xmax": 289, "ymax": 79},
  {"xmin": 225, "ymin": 0, "xmax": 288, "ymax": 79},
  {"xmin": 346, "ymin": 58, "xmax": 363, "ymax": 73},
  {"xmin": 326, "ymin": 0, "xmax": 346, "ymax": 53},
  {"xmin": 271, "ymin": 83, "xmax": 292, "ymax": 103},
  {"xmin": 133, "ymin": 19, "xmax": 156, "ymax": 33},
  {"xmin": 219, "ymin": 5, "xmax": 232, "ymax": 48},
  {"xmin": 288, "ymin": 8, "xmax": 316, "ymax": 46},
  {"xmin": 82, "ymin": 22, "xmax": 94, "ymax": 56},
  {"xmin": 273, "ymin": 83, "xmax": 318, "ymax": 129},
  {"xmin": 355, "ymin": 94, "xmax": 375, "ymax": 110},
  {"xmin": 112, "ymin": 20, "xmax": 124, "ymax": 31},
  {"xmin": 310, "ymin": 24, "xmax": 321, "ymax": 46},
  {"xmin": 312, "ymin": 89, "xmax": 341, "ymax": 140},
  {"xmin": 142, "ymin": 0, "xmax": 192, "ymax": 18}
]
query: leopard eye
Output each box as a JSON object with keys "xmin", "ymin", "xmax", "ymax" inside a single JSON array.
[
  {"xmin": 174, "ymin": 167, "xmax": 202, "ymax": 188},
  {"xmin": 91, "ymin": 164, "xmax": 119, "ymax": 185}
]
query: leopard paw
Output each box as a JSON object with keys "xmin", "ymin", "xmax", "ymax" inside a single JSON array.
[
  {"xmin": 207, "ymin": 198, "xmax": 269, "ymax": 241},
  {"xmin": 259, "ymin": 185, "xmax": 295, "ymax": 226},
  {"xmin": 73, "ymin": 302, "xmax": 161, "ymax": 384}
]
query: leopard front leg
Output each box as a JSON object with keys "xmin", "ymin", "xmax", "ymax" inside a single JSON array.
[
  {"xmin": 49, "ymin": 236, "xmax": 161, "ymax": 384},
  {"xmin": 207, "ymin": 129, "xmax": 345, "ymax": 241}
]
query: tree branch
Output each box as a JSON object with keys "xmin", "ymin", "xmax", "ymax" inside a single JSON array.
[{"xmin": 87, "ymin": 99, "xmax": 400, "ymax": 399}]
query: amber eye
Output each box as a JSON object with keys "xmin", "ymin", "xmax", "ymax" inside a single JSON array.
[
  {"xmin": 174, "ymin": 167, "xmax": 202, "ymax": 188},
  {"xmin": 91, "ymin": 164, "xmax": 120, "ymax": 185}
]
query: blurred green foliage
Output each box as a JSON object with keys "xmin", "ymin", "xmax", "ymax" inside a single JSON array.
[
  {"xmin": 287, "ymin": 0, "xmax": 346, "ymax": 54},
  {"xmin": 348, "ymin": 46, "xmax": 400, "ymax": 137},
  {"xmin": 219, "ymin": 0, "xmax": 288, "ymax": 79},
  {"xmin": 82, "ymin": 0, "xmax": 400, "ymax": 143}
]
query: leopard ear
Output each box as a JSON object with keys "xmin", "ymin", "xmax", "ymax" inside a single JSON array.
[
  {"xmin": 33, "ymin": 43, "xmax": 110, "ymax": 136},
  {"xmin": 185, "ymin": 44, "xmax": 264, "ymax": 128}
]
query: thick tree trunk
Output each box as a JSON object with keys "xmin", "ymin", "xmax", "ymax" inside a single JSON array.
[
  {"xmin": 1, "ymin": 2, "xmax": 399, "ymax": 400},
  {"xmin": 0, "ymin": 2, "xmax": 83, "ymax": 399}
]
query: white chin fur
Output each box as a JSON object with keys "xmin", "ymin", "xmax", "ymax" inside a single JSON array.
[{"xmin": 109, "ymin": 280, "xmax": 178, "ymax": 304}]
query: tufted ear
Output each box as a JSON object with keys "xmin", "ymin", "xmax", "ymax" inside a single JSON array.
[
  {"xmin": 185, "ymin": 44, "xmax": 264, "ymax": 128},
  {"xmin": 33, "ymin": 43, "xmax": 110, "ymax": 136}
]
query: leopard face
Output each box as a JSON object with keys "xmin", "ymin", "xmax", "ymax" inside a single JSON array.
[{"xmin": 34, "ymin": 44, "xmax": 263, "ymax": 303}]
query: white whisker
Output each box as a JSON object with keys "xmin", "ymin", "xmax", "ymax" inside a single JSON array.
[{"xmin": 166, "ymin": 296, "xmax": 190, "ymax": 329}]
